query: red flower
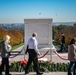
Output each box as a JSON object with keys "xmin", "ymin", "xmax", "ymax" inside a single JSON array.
[{"xmin": 21, "ymin": 60, "xmax": 27, "ymax": 66}]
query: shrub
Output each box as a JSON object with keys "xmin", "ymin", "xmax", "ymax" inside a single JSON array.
[{"xmin": 9, "ymin": 61, "xmax": 70, "ymax": 72}]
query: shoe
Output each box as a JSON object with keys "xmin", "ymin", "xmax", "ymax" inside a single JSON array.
[{"xmin": 37, "ymin": 72, "xmax": 43, "ymax": 75}]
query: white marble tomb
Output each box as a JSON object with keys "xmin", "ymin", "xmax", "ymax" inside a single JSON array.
[{"xmin": 24, "ymin": 18, "xmax": 53, "ymax": 49}]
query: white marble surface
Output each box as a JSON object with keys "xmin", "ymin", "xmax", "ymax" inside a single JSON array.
[{"xmin": 24, "ymin": 19, "xmax": 53, "ymax": 49}]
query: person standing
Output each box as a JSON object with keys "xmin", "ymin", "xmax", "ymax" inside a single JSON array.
[
  {"xmin": 0, "ymin": 35, "xmax": 12, "ymax": 75},
  {"xmin": 59, "ymin": 33, "xmax": 67, "ymax": 52},
  {"xmin": 24, "ymin": 32, "xmax": 43, "ymax": 75},
  {"xmin": 68, "ymin": 38, "xmax": 76, "ymax": 75}
]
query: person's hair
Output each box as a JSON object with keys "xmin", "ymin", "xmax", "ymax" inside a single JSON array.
[
  {"xmin": 32, "ymin": 32, "xmax": 37, "ymax": 37},
  {"xmin": 69, "ymin": 38, "xmax": 76, "ymax": 45},
  {"xmin": 3, "ymin": 35, "xmax": 10, "ymax": 42}
]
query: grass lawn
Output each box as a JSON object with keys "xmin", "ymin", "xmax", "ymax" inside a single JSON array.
[
  {"xmin": 12, "ymin": 43, "xmax": 24, "ymax": 50},
  {"xmin": 53, "ymin": 42, "xmax": 61, "ymax": 47}
]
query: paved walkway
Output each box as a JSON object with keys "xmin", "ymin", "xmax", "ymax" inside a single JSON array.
[
  {"xmin": 0, "ymin": 45, "xmax": 69, "ymax": 63},
  {"xmin": 2, "ymin": 72, "xmax": 68, "ymax": 75},
  {"xmin": 0, "ymin": 45, "xmax": 68, "ymax": 62},
  {"xmin": 7, "ymin": 52, "xmax": 68, "ymax": 63}
]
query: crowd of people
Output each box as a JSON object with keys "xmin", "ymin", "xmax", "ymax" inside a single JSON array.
[{"xmin": 0, "ymin": 32, "xmax": 76, "ymax": 75}]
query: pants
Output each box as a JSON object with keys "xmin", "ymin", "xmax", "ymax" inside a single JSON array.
[
  {"xmin": 25, "ymin": 49, "xmax": 40, "ymax": 74},
  {"xmin": 74, "ymin": 62, "xmax": 76, "ymax": 75},
  {"xmin": 60, "ymin": 43, "xmax": 67, "ymax": 52},
  {"xmin": 68, "ymin": 61, "xmax": 76, "ymax": 75},
  {"xmin": 0, "ymin": 58, "xmax": 9, "ymax": 74}
]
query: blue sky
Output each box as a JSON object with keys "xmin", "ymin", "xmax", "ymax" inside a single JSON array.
[{"xmin": 0, "ymin": 0, "xmax": 76, "ymax": 23}]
